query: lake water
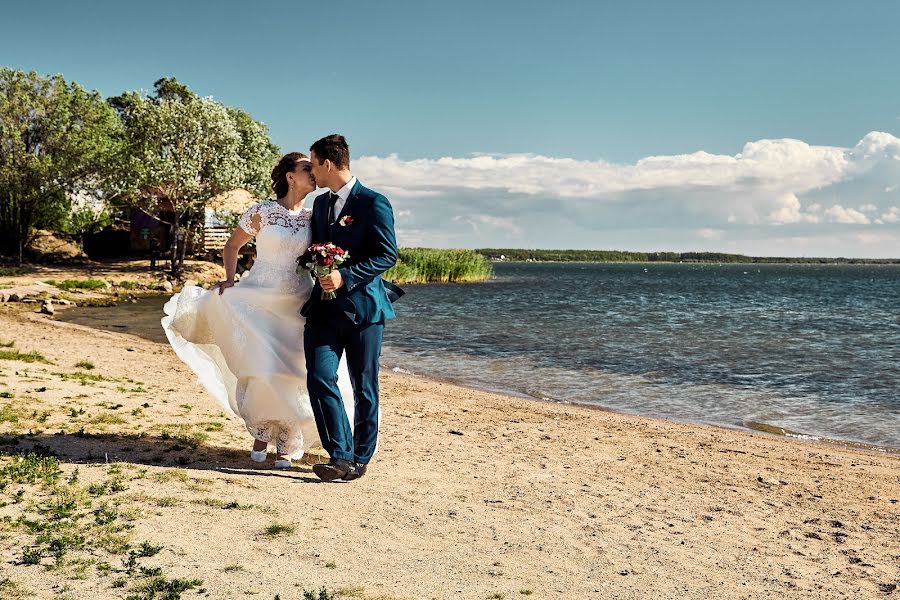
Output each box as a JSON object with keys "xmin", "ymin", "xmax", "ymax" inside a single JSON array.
[
  {"xmin": 58, "ymin": 262, "xmax": 900, "ymax": 448},
  {"xmin": 382, "ymin": 262, "xmax": 900, "ymax": 448}
]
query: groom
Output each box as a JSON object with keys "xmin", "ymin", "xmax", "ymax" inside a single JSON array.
[{"xmin": 302, "ymin": 134, "xmax": 404, "ymax": 482}]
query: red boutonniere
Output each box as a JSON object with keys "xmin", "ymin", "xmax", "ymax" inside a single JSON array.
[{"xmin": 339, "ymin": 215, "xmax": 355, "ymax": 227}]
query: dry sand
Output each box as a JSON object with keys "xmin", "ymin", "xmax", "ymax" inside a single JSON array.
[{"xmin": 0, "ymin": 286, "xmax": 897, "ymax": 599}]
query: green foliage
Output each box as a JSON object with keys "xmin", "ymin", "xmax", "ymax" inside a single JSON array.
[
  {"xmin": 74, "ymin": 360, "xmax": 95, "ymax": 370},
  {"xmin": 135, "ymin": 541, "xmax": 163, "ymax": 557},
  {"xmin": 62, "ymin": 201, "xmax": 112, "ymax": 247},
  {"xmin": 21, "ymin": 546, "xmax": 42, "ymax": 565},
  {"xmin": 302, "ymin": 589, "xmax": 336, "ymax": 600},
  {"xmin": 227, "ymin": 107, "xmax": 280, "ymax": 199},
  {"xmin": 262, "ymin": 523, "xmax": 295, "ymax": 537},
  {"xmin": 125, "ymin": 576, "xmax": 203, "ymax": 600},
  {"xmin": 45, "ymin": 278, "xmax": 107, "ymax": 290},
  {"xmin": 0, "ymin": 452, "xmax": 62, "ymax": 487},
  {"xmin": 0, "ymin": 349, "xmax": 51, "ymax": 364},
  {"xmin": 111, "ymin": 78, "xmax": 277, "ymax": 275},
  {"xmin": 0, "ymin": 68, "xmax": 123, "ymax": 263},
  {"xmin": 384, "ymin": 248, "xmax": 493, "ymax": 283}
]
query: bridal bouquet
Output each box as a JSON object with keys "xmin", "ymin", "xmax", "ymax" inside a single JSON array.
[{"xmin": 297, "ymin": 243, "xmax": 350, "ymax": 300}]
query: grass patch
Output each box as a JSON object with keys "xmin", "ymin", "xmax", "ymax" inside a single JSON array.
[
  {"xmin": 89, "ymin": 413, "xmax": 128, "ymax": 426},
  {"xmin": 0, "ymin": 576, "xmax": 30, "ymax": 598},
  {"xmin": 302, "ymin": 589, "xmax": 337, "ymax": 600},
  {"xmin": 151, "ymin": 470, "xmax": 188, "ymax": 484},
  {"xmin": 0, "ymin": 349, "xmax": 52, "ymax": 364},
  {"xmin": 0, "ymin": 403, "xmax": 28, "ymax": 424},
  {"xmin": 262, "ymin": 523, "xmax": 295, "ymax": 538},
  {"xmin": 222, "ymin": 564, "xmax": 244, "ymax": 573},
  {"xmin": 0, "ymin": 340, "xmax": 14, "ymax": 348},
  {"xmin": 159, "ymin": 428, "xmax": 208, "ymax": 450},
  {"xmin": 126, "ymin": 576, "xmax": 203, "ymax": 599},
  {"xmin": 384, "ymin": 248, "xmax": 493, "ymax": 284},
  {"xmin": 0, "ymin": 452, "xmax": 63, "ymax": 487},
  {"xmin": 135, "ymin": 541, "xmax": 163, "ymax": 557},
  {"xmin": 44, "ymin": 279, "xmax": 107, "ymax": 291},
  {"xmin": 191, "ymin": 497, "xmax": 247, "ymax": 510},
  {"xmin": 74, "ymin": 360, "xmax": 95, "ymax": 370},
  {"xmin": 152, "ymin": 496, "xmax": 180, "ymax": 508},
  {"xmin": 52, "ymin": 371, "xmax": 118, "ymax": 385}
]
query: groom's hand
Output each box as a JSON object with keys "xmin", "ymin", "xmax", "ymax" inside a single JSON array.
[{"xmin": 320, "ymin": 270, "xmax": 344, "ymax": 293}]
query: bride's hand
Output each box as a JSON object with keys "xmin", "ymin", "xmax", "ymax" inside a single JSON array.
[{"xmin": 212, "ymin": 280, "xmax": 235, "ymax": 295}]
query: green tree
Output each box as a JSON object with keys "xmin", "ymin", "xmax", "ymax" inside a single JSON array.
[
  {"xmin": 62, "ymin": 194, "xmax": 112, "ymax": 251},
  {"xmin": 112, "ymin": 78, "xmax": 278, "ymax": 275},
  {"xmin": 0, "ymin": 68, "xmax": 122, "ymax": 263}
]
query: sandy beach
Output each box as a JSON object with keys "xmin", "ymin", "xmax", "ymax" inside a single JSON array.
[{"xmin": 0, "ymin": 275, "xmax": 897, "ymax": 599}]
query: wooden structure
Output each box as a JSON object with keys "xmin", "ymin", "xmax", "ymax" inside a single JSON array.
[{"xmin": 128, "ymin": 188, "xmax": 260, "ymax": 257}]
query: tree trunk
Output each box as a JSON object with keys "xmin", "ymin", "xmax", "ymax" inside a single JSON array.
[
  {"xmin": 176, "ymin": 222, "xmax": 192, "ymax": 274},
  {"xmin": 169, "ymin": 223, "xmax": 179, "ymax": 277}
]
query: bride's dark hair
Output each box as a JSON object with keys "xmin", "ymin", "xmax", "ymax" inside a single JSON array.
[{"xmin": 270, "ymin": 152, "xmax": 309, "ymax": 198}]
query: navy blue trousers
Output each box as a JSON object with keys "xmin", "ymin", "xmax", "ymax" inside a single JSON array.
[{"xmin": 304, "ymin": 304, "xmax": 383, "ymax": 464}]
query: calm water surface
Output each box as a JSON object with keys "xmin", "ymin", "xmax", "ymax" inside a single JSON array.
[{"xmin": 383, "ymin": 262, "xmax": 900, "ymax": 448}]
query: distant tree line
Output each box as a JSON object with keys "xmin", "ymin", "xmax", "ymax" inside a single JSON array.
[{"xmin": 477, "ymin": 249, "xmax": 900, "ymax": 265}]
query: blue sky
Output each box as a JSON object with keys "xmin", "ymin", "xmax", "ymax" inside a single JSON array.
[{"xmin": 3, "ymin": 1, "xmax": 899, "ymax": 256}]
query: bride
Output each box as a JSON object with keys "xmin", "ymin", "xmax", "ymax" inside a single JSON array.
[{"xmin": 161, "ymin": 152, "xmax": 353, "ymax": 468}]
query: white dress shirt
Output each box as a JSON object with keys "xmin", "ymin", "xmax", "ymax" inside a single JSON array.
[{"xmin": 330, "ymin": 176, "xmax": 357, "ymax": 222}]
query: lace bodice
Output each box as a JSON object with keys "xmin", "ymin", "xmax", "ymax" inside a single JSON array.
[{"xmin": 237, "ymin": 200, "xmax": 312, "ymax": 293}]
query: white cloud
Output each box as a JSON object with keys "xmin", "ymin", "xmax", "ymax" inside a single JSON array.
[
  {"xmin": 356, "ymin": 137, "xmax": 849, "ymax": 201},
  {"xmin": 351, "ymin": 131, "xmax": 900, "ymax": 257},
  {"xmin": 881, "ymin": 207, "xmax": 900, "ymax": 223},
  {"xmin": 824, "ymin": 205, "xmax": 871, "ymax": 225},
  {"xmin": 698, "ymin": 228, "xmax": 724, "ymax": 240},
  {"xmin": 767, "ymin": 193, "xmax": 821, "ymax": 225},
  {"xmin": 452, "ymin": 214, "xmax": 523, "ymax": 237}
]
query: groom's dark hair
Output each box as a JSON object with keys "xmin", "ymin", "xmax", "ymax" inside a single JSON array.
[{"xmin": 310, "ymin": 134, "xmax": 350, "ymax": 169}]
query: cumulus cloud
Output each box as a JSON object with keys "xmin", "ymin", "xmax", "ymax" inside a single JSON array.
[
  {"xmin": 881, "ymin": 207, "xmax": 900, "ymax": 224},
  {"xmin": 824, "ymin": 205, "xmax": 871, "ymax": 224},
  {"xmin": 352, "ymin": 131, "xmax": 900, "ymax": 257}
]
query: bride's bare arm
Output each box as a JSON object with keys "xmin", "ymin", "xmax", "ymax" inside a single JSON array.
[{"xmin": 214, "ymin": 214, "xmax": 258, "ymax": 294}]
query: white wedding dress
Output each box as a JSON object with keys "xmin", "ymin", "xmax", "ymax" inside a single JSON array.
[{"xmin": 161, "ymin": 200, "xmax": 354, "ymax": 459}]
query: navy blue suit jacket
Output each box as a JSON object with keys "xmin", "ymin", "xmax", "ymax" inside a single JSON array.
[{"xmin": 300, "ymin": 180, "xmax": 404, "ymax": 324}]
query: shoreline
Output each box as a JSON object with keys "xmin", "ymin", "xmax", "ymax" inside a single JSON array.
[
  {"xmin": 3, "ymin": 257, "xmax": 896, "ymax": 455},
  {"xmin": 386, "ymin": 362, "xmax": 900, "ymax": 457}
]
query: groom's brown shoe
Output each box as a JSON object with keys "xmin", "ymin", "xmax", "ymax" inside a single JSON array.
[
  {"xmin": 313, "ymin": 458, "xmax": 352, "ymax": 482},
  {"xmin": 341, "ymin": 462, "xmax": 368, "ymax": 481}
]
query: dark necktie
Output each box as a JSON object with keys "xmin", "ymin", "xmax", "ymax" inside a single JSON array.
[{"xmin": 327, "ymin": 192, "xmax": 340, "ymax": 225}]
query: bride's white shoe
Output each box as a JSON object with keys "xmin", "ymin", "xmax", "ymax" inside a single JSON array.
[
  {"xmin": 250, "ymin": 449, "xmax": 267, "ymax": 463},
  {"xmin": 273, "ymin": 458, "xmax": 292, "ymax": 469}
]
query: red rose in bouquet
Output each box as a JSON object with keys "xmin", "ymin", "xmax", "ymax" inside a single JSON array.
[{"xmin": 296, "ymin": 243, "xmax": 350, "ymax": 300}]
